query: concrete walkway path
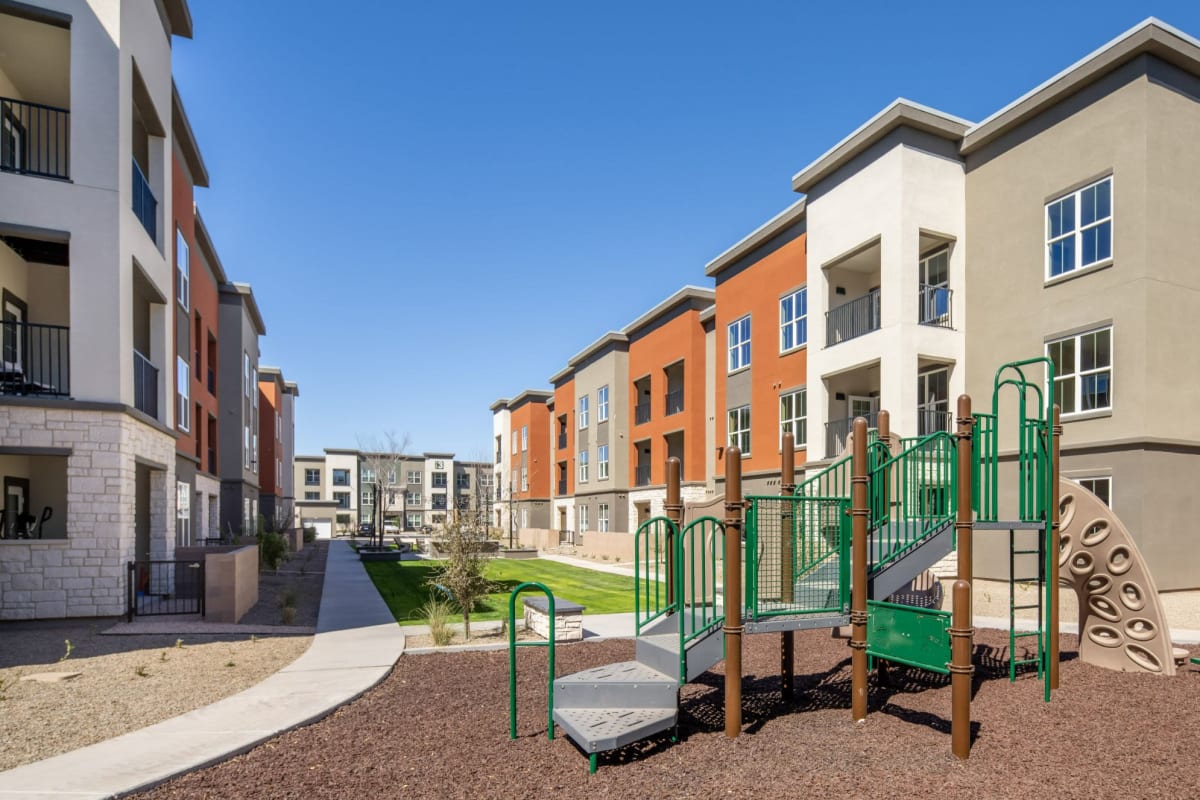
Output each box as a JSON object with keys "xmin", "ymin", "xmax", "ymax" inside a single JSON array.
[{"xmin": 0, "ymin": 540, "xmax": 405, "ymax": 800}]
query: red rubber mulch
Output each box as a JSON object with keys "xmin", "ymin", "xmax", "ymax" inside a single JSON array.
[{"xmin": 137, "ymin": 627, "xmax": 1200, "ymax": 800}]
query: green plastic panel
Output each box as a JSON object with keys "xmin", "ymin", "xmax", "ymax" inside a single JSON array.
[{"xmin": 866, "ymin": 600, "xmax": 952, "ymax": 675}]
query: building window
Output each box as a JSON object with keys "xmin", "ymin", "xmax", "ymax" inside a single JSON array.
[
  {"xmin": 1047, "ymin": 327, "xmax": 1112, "ymax": 415},
  {"xmin": 521, "ymin": 425, "xmax": 528, "ymax": 451},
  {"xmin": 578, "ymin": 504, "xmax": 589, "ymax": 532},
  {"xmin": 917, "ymin": 368, "xmax": 950, "ymax": 435},
  {"xmin": 176, "ymin": 357, "xmax": 190, "ymax": 433},
  {"xmin": 598, "ymin": 503, "xmax": 609, "ymax": 532},
  {"xmin": 919, "ymin": 248, "xmax": 951, "ymax": 325},
  {"xmin": 303, "ymin": 469, "xmax": 320, "ymax": 486},
  {"xmin": 407, "ymin": 491, "xmax": 422, "ymax": 505},
  {"xmin": 1076, "ymin": 476, "xmax": 1112, "ymax": 507},
  {"xmin": 520, "ymin": 467, "xmax": 528, "ymax": 492},
  {"xmin": 780, "ymin": 289, "xmax": 807, "ymax": 353},
  {"xmin": 1046, "ymin": 176, "xmax": 1113, "ymax": 279},
  {"xmin": 511, "ymin": 429, "xmax": 518, "ymax": 454},
  {"xmin": 780, "ymin": 389, "xmax": 806, "ymax": 448},
  {"xmin": 332, "ymin": 469, "xmax": 350, "ymax": 486},
  {"xmin": 176, "ymin": 482, "xmax": 191, "ymax": 547},
  {"xmin": 432, "ymin": 494, "xmax": 447, "ymax": 510},
  {"xmin": 362, "ymin": 489, "xmax": 374, "ymax": 505},
  {"xmin": 520, "ymin": 507, "xmax": 529, "ymax": 528},
  {"xmin": 728, "ymin": 315, "xmax": 751, "ymax": 372},
  {"xmin": 598, "ymin": 444, "xmax": 609, "ymax": 480},
  {"xmin": 598, "ymin": 385, "xmax": 609, "ymax": 422},
  {"xmin": 243, "ymin": 425, "xmax": 250, "ymax": 468},
  {"xmin": 407, "ymin": 470, "xmax": 422, "ymax": 484},
  {"xmin": 728, "ymin": 405, "xmax": 751, "ymax": 455},
  {"xmin": 176, "ymin": 227, "xmax": 189, "ymax": 309},
  {"xmin": 304, "ymin": 491, "xmax": 319, "ymax": 500},
  {"xmin": 432, "ymin": 472, "xmax": 447, "ymax": 488},
  {"xmin": 406, "ymin": 512, "xmax": 422, "ymax": 529},
  {"xmin": 362, "ymin": 468, "xmax": 376, "ymax": 485},
  {"xmin": 334, "ymin": 492, "xmax": 350, "ymax": 509},
  {"xmin": 243, "ymin": 352, "xmax": 250, "ymax": 398},
  {"xmin": 579, "ymin": 396, "xmax": 589, "ymax": 428},
  {"xmin": 456, "ymin": 473, "xmax": 470, "ymax": 489},
  {"xmin": 578, "ymin": 450, "xmax": 589, "ymax": 483}
]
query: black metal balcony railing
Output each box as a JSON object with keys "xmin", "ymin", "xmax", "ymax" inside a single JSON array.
[
  {"xmin": 0, "ymin": 97, "xmax": 70, "ymax": 180},
  {"xmin": 826, "ymin": 289, "xmax": 881, "ymax": 346},
  {"xmin": 208, "ymin": 447, "xmax": 216, "ymax": 475},
  {"xmin": 0, "ymin": 321, "xmax": 69, "ymax": 396},
  {"xmin": 825, "ymin": 413, "xmax": 878, "ymax": 459},
  {"xmin": 133, "ymin": 349, "xmax": 159, "ymax": 419},
  {"xmin": 557, "ymin": 432, "xmax": 567, "ymax": 450},
  {"xmin": 495, "ymin": 449, "xmax": 502, "ymax": 464},
  {"xmin": 665, "ymin": 389, "xmax": 684, "ymax": 416},
  {"xmin": 207, "ymin": 367, "xmax": 215, "ymax": 395},
  {"xmin": 635, "ymin": 465, "xmax": 651, "ymax": 486},
  {"xmin": 557, "ymin": 479, "xmax": 567, "ymax": 496},
  {"xmin": 918, "ymin": 284, "xmax": 953, "ymax": 329},
  {"xmin": 132, "ymin": 159, "xmax": 157, "ymax": 241},
  {"xmin": 917, "ymin": 408, "xmax": 953, "ymax": 436},
  {"xmin": 635, "ymin": 401, "xmax": 651, "ymax": 425}
]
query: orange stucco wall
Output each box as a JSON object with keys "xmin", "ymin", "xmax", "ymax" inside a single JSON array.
[
  {"xmin": 553, "ymin": 378, "xmax": 575, "ymax": 496},
  {"xmin": 627, "ymin": 306, "xmax": 707, "ymax": 484},
  {"xmin": 714, "ymin": 231, "xmax": 808, "ymax": 478},
  {"xmin": 509, "ymin": 399, "xmax": 551, "ymax": 499},
  {"xmin": 257, "ymin": 381, "xmax": 281, "ymax": 495}
]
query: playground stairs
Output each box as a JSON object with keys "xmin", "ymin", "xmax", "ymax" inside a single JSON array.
[
  {"xmin": 868, "ymin": 519, "xmax": 955, "ymax": 601},
  {"xmin": 553, "ymin": 604, "xmax": 723, "ymax": 755}
]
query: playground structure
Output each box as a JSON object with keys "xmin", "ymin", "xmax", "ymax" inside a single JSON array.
[{"xmin": 508, "ymin": 357, "xmax": 1176, "ymax": 771}]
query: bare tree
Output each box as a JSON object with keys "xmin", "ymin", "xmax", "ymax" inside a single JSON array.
[
  {"xmin": 357, "ymin": 431, "xmax": 412, "ymax": 550},
  {"xmin": 270, "ymin": 500, "xmax": 294, "ymax": 534},
  {"xmin": 433, "ymin": 512, "xmax": 493, "ymax": 640}
]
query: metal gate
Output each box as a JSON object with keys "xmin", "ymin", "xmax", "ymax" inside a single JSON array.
[{"xmin": 126, "ymin": 559, "xmax": 205, "ymax": 620}]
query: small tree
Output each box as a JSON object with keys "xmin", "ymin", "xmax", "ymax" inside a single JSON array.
[
  {"xmin": 432, "ymin": 513, "xmax": 493, "ymax": 640},
  {"xmin": 270, "ymin": 500, "xmax": 295, "ymax": 534},
  {"xmin": 358, "ymin": 431, "xmax": 412, "ymax": 550}
]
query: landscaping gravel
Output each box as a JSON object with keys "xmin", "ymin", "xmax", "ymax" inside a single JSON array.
[{"xmin": 137, "ymin": 627, "xmax": 1200, "ymax": 799}]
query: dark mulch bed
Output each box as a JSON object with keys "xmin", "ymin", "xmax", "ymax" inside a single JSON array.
[{"xmin": 138, "ymin": 627, "xmax": 1200, "ymax": 800}]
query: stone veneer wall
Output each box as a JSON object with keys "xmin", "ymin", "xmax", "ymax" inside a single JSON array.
[
  {"xmin": 625, "ymin": 485, "xmax": 707, "ymax": 532},
  {"xmin": 0, "ymin": 407, "xmax": 176, "ymax": 620}
]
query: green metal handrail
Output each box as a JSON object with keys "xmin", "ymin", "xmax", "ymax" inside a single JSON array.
[
  {"xmin": 794, "ymin": 454, "xmax": 851, "ymax": 498},
  {"xmin": 746, "ymin": 494, "xmax": 849, "ymax": 620},
  {"xmin": 867, "ymin": 431, "xmax": 957, "ymax": 572},
  {"xmin": 634, "ymin": 516, "xmax": 678, "ymax": 635},
  {"xmin": 678, "ymin": 516, "xmax": 725, "ymax": 651},
  {"xmin": 508, "ymin": 581, "xmax": 556, "ymax": 741}
]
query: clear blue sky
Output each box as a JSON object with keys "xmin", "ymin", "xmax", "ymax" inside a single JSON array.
[{"xmin": 171, "ymin": 2, "xmax": 1200, "ymax": 459}]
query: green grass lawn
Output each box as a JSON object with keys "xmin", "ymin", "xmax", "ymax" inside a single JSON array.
[{"xmin": 363, "ymin": 558, "xmax": 643, "ymax": 624}]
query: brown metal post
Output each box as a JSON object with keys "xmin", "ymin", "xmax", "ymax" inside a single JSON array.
[
  {"xmin": 780, "ymin": 433, "xmax": 796, "ymax": 700},
  {"xmin": 950, "ymin": 579, "xmax": 974, "ymax": 760},
  {"xmin": 665, "ymin": 457, "xmax": 682, "ymax": 608},
  {"xmin": 850, "ymin": 417, "xmax": 869, "ymax": 722},
  {"xmin": 723, "ymin": 448, "xmax": 744, "ymax": 738},
  {"xmin": 956, "ymin": 395, "xmax": 974, "ymax": 586},
  {"xmin": 1049, "ymin": 405, "xmax": 1062, "ymax": 690}
]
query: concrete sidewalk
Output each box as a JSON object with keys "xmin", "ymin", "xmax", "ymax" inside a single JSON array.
[{"xmin": 0, "ymin": 540, "xmax": 405, "ymax": 800}]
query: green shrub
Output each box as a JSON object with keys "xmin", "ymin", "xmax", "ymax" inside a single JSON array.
[
  {"xmin": 302, "ymin": 526, "xmax": 317, "ymax": 544},
  {"xmin": 258, "ymin": 531, "xmax": 288, "ymax": 571}
]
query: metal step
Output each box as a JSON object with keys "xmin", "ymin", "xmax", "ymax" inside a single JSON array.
[
  {"xmin": 554, "ymin": 706, "xmax": 677, "ymax": 754},
  {"xmin": 555, "ymin": 661, "xmax": 678, "ymax": 710},
  {"xmin": 868, "ymin": 521, "xmax": 954, "ymax": 601},
  {"xmin": 975, "ymin": 520, "xmax": 1045, "ymax": 530},
  {"xmin": 635, "ymin": 633, "xmax": 680, "ymax": 678},
  {"xmin": 745, "ymin": 613, "xmax": 849, "ymax": 634}
]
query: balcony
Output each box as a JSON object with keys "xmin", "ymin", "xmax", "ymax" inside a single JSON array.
[
  {"xmin": 133, "ymin": 349, "xmax": 159, "ymax": 419},
  {"xmin": 132, "ymin": 159, "xmax": 157, "ymax": 242},
  {"xmin": 918, "ymin": 408, "xmax": 953, "ymax": 436},
  {"xmin": 664, "ymin": 389, "xmax": 684, "ymax": 416},
  {"xmin": 825, "ymin": 413, "xmax": 877, "ymax": 459},
  {"xmin": 557, "ymin": 479, "xmax": 567, "ymax": 496},
  {"xmin": 557, "ymin": 432, "xmax": 567, "ymax": 450},
  {"xmin": 826, "ymin": 289, "xmax": 881, "ymax": 346},
  {"xmin": 208, "ymin": 447, "xmax": 216, "ymax": 475},
  {"xmin": 0, "ymin": 98, "xmax": 70, "ymax": 180},
  {"xmin": 635, "ymin": 401, "xmax": 651, "ymax": 425},
  {"xmin": 918, "ymin": 285, "xmax": 953, "ymax": 329},
  {"xmin": 0, "ymin": 320, "xmax": 69, "ymax": 396},
  {"xmin": 495, "ymin": 449, "xmax": 502, "ymax": 464},
  {"xmin": 207, "ymin": 367, "xmax": 215, "ymax": 395},
  {"xmin": 635, "ymin": 464, "xmax": 651, "ymax": 487}
]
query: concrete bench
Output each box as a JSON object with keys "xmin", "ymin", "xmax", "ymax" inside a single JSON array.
[{"xmin": 522, "ymin": 596, "xmax": 586, "ymax": 642}]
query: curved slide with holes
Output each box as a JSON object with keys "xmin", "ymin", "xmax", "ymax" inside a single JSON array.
[{"xmin": 1059, "ymin": 479, "xmax": 1176, "ymax": 676}]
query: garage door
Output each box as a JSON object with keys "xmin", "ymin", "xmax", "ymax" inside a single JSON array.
[{"xmin": 303, "ymin": 519, "xmax": 333, "ymax": 540}]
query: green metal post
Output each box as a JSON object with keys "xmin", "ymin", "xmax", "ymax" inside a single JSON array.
[{"xmin": 508, "ymin": 582, "xmax": 556, "ymax": 740}]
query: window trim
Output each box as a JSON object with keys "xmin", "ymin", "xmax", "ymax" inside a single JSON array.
[
  {"xmin": 1045, "ymin": 175, "xmax": 1114, "ymax": 282},
  {"xmin": 175, "ymin": 227, "xmax": 190, "ymax": 310},
  {"xmin": 779, "ymin": 288, "xmax": 807, "ymax": 354},
  {"xmin": 598, "ymin": 502, "xmax": 609, "ymax": 533},
  {"xmin": 597, "ymin": 443, "xmax": 609, "ymax": 480},
  {"xmin": 1074, "ymin": 475, "xmax": 1112, "ymax": 508},
  {"xmin": 578, "ymin": 449, "xmax": 589, "ymax": 483},
  {"xmin": 521, "ymin": 425, "xmax": 528, "ymax": 452},
  {"xmin": 597, "ymin": 385, "xmax": 609, "ymax": 422},
  {"xmin": 779, "ymin": 388, "xmax": 806, "ymax": 449},
  {"xmin": 727, "ymin": 404, "xmax": 751, "ymax": 456},
  {"xmin": 727, "ymin": 314, "xmax": 751, "ymax": 373},
  {"xmin": 1046, "ymin": 326, "xmax": 1113, "ymax": 418},
  {"xmin": 176, "ymin": 356, "xmax": 190, "ymax": 433},
  {"xmin": 578, "ymin": 395, "xmax": 589, "ymax": 429}
]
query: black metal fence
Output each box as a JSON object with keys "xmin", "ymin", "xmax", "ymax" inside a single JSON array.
[
  {"xmin": 635, "ymin": 401, "xmax": 651, "ymax": 425},
  {"xmin": 1, "ymin": 97, "xmax": 70, "ymax": 180},
  {"xmin": 665, "ymin": 388, "xmax": 684, "ymax": 416},
  {"xmin": 126, "ymin": 559, "xmax": 205, "ymax": 620},
  {"xmin": 0, "ymin": 320, "xmax": 69, "ymax": 396},
  {"xmin": 826, "ymin": 289, "xmax": 881, "ymax": 345},
  {"xmin": 635, "ymin": 464, "xmax": 651, "ymax": 486}
]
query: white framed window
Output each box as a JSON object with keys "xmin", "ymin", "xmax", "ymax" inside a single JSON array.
[
  {"xmin": 917, "ymin": 368, "xmax": 950, "ymax": 435},
  {"xmin": 176, "ymin": 227, "xmax": 190, "ymax": 309},
  {"xmin": 251, "ymin": 366, "xmax": 257, "ymax": 399},
  {"xmin": 407, "ymin": 491, "xmax": 422, "ymax": 505},
  {"xmin": 1076, "ymin": 476, "xmax": 1112, "ymax": 507},
  {"xmin": 780, "ymin": 389, "xmax": 806, "ymax": 447},
  {"xmin": 598, "ymin": 443, "xmax": 609, "ymax": 480},
  {"xmin": 521, "ymin": 425, "xmax": 528, "ymax": 451},
  {"xmin": 512, "ymin": 429, "xmax": 518, "ymax": 454},
  {"xmin": 243, "ymin": 425, "xmax": 250, "ymax": 468},
  {"xmin": 520, "ymin": 507, "xmax": 529, "ymax": 528},
  {"xmin": 1047, "ymin": 327, "xmax": 1112, "ymax": 416},
  {"xmin": 520, "ymin": 467, "xmax": 528, "ymax": 492},
  {"xmin": 408, "ymin": 470, "xmax": 422, "ymax": 484},
  {"xmin": 243, "ymin": 352, "xmax": 250, "ymax": 398},
  {"xmin": 598, "ymin": 503, "xmax": 609, "ymax": 532},
  {"xmin": 578, "ymin": 450, "xmax": 589, "ymax": 483},
  {"xmin": 578, "ymin": 504, "xmax": 589, "ymax": 532},
  {"xmin": 362, "ymin": 489, "xmax": 374, "ymax": 505},
  {"xmin": 1046, "ymin": 176, "xmax": 1113, "ymax": 279},
  {"xmin": 252, "ymin": 429, "xmax": 258, "ymax": 473},
  {"xmin": 362, "ymin": 468, "xmax": 376, "ymax": 485},
  {"xmin": 728, "ymin": 405, "xmax": 751, "ymax": 455},
  {"xmin": 598, "ymin": 385, "xmax": 609, "ymax": 422},
  {"xmin": 176, "ymin": 356, "xmax": 190, "ymax": 433},
  {"xmin": 780, "ymin": 289, "xmax": 807, "ymax": 353},
  {"xmin": 728, "ymin": 314, "xmax": 751, "ymax": 372},
  {"xmin": 579, "ymin": 396, "xmax": 589, "ymax": 428},
  {"xmin": 176, "ymin": 481, "xmax": 191, "ymax": 547},
  {"xmin": 304, "ymin": 491, "xmax": 319, "ymax": 500},
  {"xmin": 304, "ymin": 469, "xmax": 320, "ymax": 485},
  {"xmin": 432, "ymin": 472, "xmax": 447, "ymax": 488}
]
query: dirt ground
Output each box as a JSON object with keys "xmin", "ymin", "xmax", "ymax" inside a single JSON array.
[
  {"xmin": 137, "ymin": 627, "xmax": 1200, "ymax": 800},
  {"xmin": 239, "ymin": 540, "xmax": 328, "ymax": 628}
]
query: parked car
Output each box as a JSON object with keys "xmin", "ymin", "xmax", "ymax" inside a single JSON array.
[
  {"xmin": 358, "ymin": 523, "xmax": 374, "ymax": 535},
  {"xmin": 383, "ymin": 522, "xmax": 400, "ymax": 534},
  {"xmin": 421, "ymin": 524, "xmax": 433, "ymax": 534}
]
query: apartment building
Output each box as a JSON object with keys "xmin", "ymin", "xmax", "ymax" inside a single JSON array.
[
  {"xmin": 549, "ymin": 374, "xmax": 575, "ymax": 534},
  {"xmin": 295, "ymin": 454, "xmax": 336, "ymax": 538},
  {"xmin": 217, "ymin": 282, "xmax": 264, "ymax": 536},
  {"xmin": 705, "ymin": 203, "xmax": 811, "ymax": 497},
  {"xmin": 257, "ymin": 366, "xmax": 298, "ymax": 531},
  {"xmin": 0, "ymin": 0, "xmax": 195, "ymax": 619},
  {"xmin": 625, "ymin": 286, "xmax": 713, "ymax": 526},
  {"xmin": 490, "ymin": 391, "xmax": 553, "ymax": 532},
  {"xmin": 323, "ymin": 448, "xmax": 358, "ymax": 532}
]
